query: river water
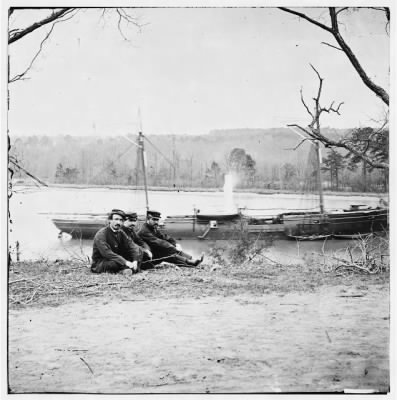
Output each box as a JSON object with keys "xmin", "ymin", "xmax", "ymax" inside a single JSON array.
[{"xmin": 8, "ymin": 186, "xmax": 385, "ymax": 262}]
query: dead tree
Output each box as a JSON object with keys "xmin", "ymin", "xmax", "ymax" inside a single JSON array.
[{"xmin": 288, "ymin": 65, "xmax": 388, "ymax": 170}]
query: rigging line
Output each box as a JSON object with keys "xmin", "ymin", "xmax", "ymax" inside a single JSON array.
[
  {"xmin": 143, "ymin": 135, "xmax": 175, "ymax": 170},
  {"xmin": 88, "ymin": 142, "xmax": 136, "ymax": 183},
  {"xmin": 122, "ymin": 135, "xmax": 141, "ymax": 149}
]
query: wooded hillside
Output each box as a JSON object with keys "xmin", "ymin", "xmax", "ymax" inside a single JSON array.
[{"xmin": 10, "ymin": 127, "xmax": 387, "ymax": 192}]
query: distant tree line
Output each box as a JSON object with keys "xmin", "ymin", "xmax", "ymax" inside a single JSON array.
[{"xmin": 9, "ymin": 128, "xmax": 388, "ymax": 193}]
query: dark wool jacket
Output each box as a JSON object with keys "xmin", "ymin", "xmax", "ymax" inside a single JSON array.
[
  {"xmin": 121, "ymin": 226, "xmax": 150, "ymax": 251},
  {"xmin": 138, "ymin": 222, "xmax": 177, "ymax": 256},
  {"xmin": 92, "ymin": 226, "xmax": 140, "ymax": 267}
]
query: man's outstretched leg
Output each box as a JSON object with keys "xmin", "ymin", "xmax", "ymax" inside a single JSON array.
[{"xmin": 169, "ymin": 252, "xmax": 204, "ymax": 267}]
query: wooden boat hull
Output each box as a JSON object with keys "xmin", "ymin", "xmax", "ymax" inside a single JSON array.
[
  {"xmin": 283, "ymin": 208, "xmax": 388, "ymax": 240},
  {"xmin": 328, "ymin": 209, "xmax": 388, "ymax": 235},
  {"xmin": 52, "ymin": 217, "xmax": 107, "ymax": 239},
  {"xmin": 52, "ymin": 214, "xmax": 285, "ymax": 240},
  {"xmin": 51, "ymin": 207, "xmax": 388, "ymax": 241}
]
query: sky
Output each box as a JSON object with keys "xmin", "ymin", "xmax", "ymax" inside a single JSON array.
[{"xmin": 7, "ymin": 6, "xmax": 391, "ymax": 137}]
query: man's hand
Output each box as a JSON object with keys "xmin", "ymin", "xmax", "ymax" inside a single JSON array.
[
  {"xmin": 175, "ymin": 243, "xmax": 182, "ymax": 252},
  {"xmin": 145, "ymin": 249, "xmax": 153, "ymax": 259},
  {"xmin": 126, "ymin": 260, "xmax": 138, "ymax": 272}
]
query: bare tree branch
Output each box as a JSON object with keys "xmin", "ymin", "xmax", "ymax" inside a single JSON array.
[
  {"xmin": 310, "ymin": 63, "xmax": 322, "ymax": 81},
  {"xmin": 118, "ymin": 8, "xmax": 148, "ymax": 29},
  {"xmin": 383, "ymin": 7, "xmax": 390, "ymax": 34},
  {"xmin": 115, "ymin": 8, "xmax": 148, "ymax": 37},
  {"xmin": 369, "ymin": 112, "xmax": 389, "ymax": 134},
  {"xmin": 9, "ymin": 10, "xmax": 79, "ymax": 83},
  {"xmin": 98, "ymin": 8, "xmax": 147, "ymax": 41},
  {"xmin": 309, "ymin": 64, "xmax": 323, "ymax": 131},
  {"xmin": 9, "ymin": 8, "xmax": 142, "ymax": 83},
  {"xmin": 286, "ymin": 137, "xmax": 311, "ymax": 151},
  {"xmin": 328, "ymin": 7, "xmax": 389, "ymax": 105},
  {"xmin": 116, "ymin": 9, "xmax": 129, "ymax": 41},
  {"xmin": 300, "ymin": 87, "xmax": 313, "ymax": 119},
  {"xmin": 9, "ymin": 23, "xmax": 55, "ymax": 82},
  {"xmin": 279, "ymin": 7, "xmax": 389, "ymax": 105},
  {"xmin": 9, "ymin": 157, "xmax": 48, "ymax": 186},
  {"xmin": 289, "ymin": 66, "xmax": 388, "ymax": 169},
  {"xmin": 290, "ymin": 124, "xmax": 387, "ymax": 169},
  {"xmin": 9, "ymin": 8, "xmax": 75, "ymax": 44},
  {"xmin": 286, "ymin": 124, "xmax": 316, "ymax": 140},
  {"xmin": 320, "ymin": 101, "xmax": 344, "ymax": 115},
  {"xmin": 364, "ymin": 7, "xmax": 390, "ymax": 23},
  {"xmin": 279, "ymin": 7, "xmax": 332, "ymax": 33},
  {"xmin": 335, "ymin": 7, "xmax": 349, "ymax": 16},
  {"xmin": 321, "ymin": 41, "xmax": 343, "ymax": 51}
]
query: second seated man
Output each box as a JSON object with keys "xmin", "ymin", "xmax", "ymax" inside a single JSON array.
[
  {"xmin": 122, "ymin": 211, "xmax": 154, "ymax": 269},
  {"xmin": 139, "ymin": 210, "xmax": 204, "ymax": 267}
]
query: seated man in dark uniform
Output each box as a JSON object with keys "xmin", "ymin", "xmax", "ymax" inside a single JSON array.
[
  {"xmin": 122, "ymin": 211, "xmax": 154, "ymax": 269},
  {"xmin": 138, "ymin": 210, "xmax": 204, "ymax": 267},
  {"xmin": 91, "ymin": 209, "xmax": 141, "ymax": 275}
]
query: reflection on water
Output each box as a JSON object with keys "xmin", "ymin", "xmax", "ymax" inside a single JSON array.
[
  {"xmin": 223, "ymin": 173, "xmax": 235, "ymax": 213},
  {"xmin": 8, "ymin": 186, "xmax": 385, "ymax": 261}
]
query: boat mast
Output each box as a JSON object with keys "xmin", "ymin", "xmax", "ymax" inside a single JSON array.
[
  {"xmin": 138, "ymin": 132, "xmax": 149, "ymax": 212},
  {"xmin": 315, "ymin": 140, "xmax": 324, "ymax": 214},
  {"xmin": 286, "ymin": 126, "xmax": 324, "ymax": 214}
]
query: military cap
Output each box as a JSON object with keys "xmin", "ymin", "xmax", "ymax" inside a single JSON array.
[
  {"xmin": 147, "ymin": 210, "xmax": 161, "ymax": 219},
  {"xmin": 125, "ymin": 211, "xmax": 138, "ymax": 220},
  {"xmin": 108, "ymin": 209, "xmax": 126, "ymax": 220}
]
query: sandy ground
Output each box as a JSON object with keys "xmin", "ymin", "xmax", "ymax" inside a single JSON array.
[{"xmin": 8, "ymin": 283, "xmax": 389, "ymax": 393}]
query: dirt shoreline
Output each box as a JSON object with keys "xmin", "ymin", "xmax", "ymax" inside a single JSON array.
[{"xmin": 7, "ymin": 260, "xmax": 390, "ymax": 394}]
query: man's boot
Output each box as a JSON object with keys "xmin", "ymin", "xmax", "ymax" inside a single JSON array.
[
  {"xmin": 193, "ymin": 253, "xmax": 205, "ymax": 266},
  {"xmin": 185, "ymin": 253, "xmax": 205, "ymax": 267},
  {"xmin": 173, "ymin": 254, "xmax": 193, "ymax": 267}
]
